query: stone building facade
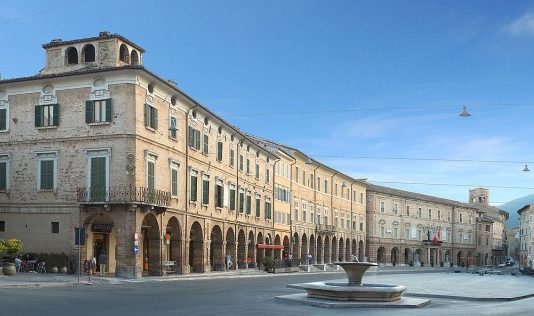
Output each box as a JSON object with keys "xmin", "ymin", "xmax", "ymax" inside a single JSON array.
[{"xmin": 518, "ymin": 204, "xmax": 534, "ymax": 267}]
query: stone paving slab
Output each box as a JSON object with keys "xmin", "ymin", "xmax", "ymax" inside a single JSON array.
[{"xmin": 275, "ymin": 293, "xmax": 431, "ymax": 308}]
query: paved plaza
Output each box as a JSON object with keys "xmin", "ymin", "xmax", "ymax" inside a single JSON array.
[{"xmin": 1, "ymin": 270, "xmax": 533, "ymax": 315}]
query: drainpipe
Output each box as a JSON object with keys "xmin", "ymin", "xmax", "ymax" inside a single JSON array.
[
  {"xmin": 350, "ymin": 180, "xmax": 357, "ymax": 256},
  {"xmin": 185, "ymin": 103, "xmax": 198, "ymax": 273},
  {"xmin": 288, "ymin": 159, "xmax": 296, "ymax": 257}
]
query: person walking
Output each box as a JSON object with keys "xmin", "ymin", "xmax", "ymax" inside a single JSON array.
[
  {"xmin": 98, "ymin": 250, "xmax": 107, "ymax": 277},
  {"xmin": 225, "ymin": 253, "xmax": 233, "ymax": 271}
]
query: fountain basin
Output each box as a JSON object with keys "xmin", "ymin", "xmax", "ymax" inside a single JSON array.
[{"xmin": 294, "ymin": 281, "xmax": 407, "ymax": 301}]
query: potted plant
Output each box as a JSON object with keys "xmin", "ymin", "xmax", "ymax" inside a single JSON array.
[
  {"xmin": 261, "ymin": 256, "xmax": 274, "ymax": 273},
  {"xmin": 0, "ymin": 239, "xmax": 23, "ymax": 276}
]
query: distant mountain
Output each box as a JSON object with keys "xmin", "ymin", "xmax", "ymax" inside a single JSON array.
[{"xmin": 498, "ymin": 194, "xmax": 534, "ymax": 229}]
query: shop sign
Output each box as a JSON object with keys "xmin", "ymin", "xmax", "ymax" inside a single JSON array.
[{"xmin": 91, "ymin": 223, "xmax": 113, "ymax": 233}]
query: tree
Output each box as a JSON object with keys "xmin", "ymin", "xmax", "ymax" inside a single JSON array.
[{"xmin": 0, "ymin": 239, "xmax": 23, "ymax": 259}]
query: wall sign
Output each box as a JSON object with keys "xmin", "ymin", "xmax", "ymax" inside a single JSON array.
[{"xmin": 91, "ymin": 224, "xmax": 113, "ymax": 233}]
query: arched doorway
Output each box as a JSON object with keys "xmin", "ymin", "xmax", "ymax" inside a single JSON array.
[
  {"xmin": 301, "ymin": 233, "xmax": 308, "ymax": 262},
  {"xmin": 274, "ymin": 234, "xmax": 282, "ymax": 260},
  {"xmin": 142, "ymin": 213, "xmax": 161, "ymax": 275},
  {"xmin": 377, "ymin": 247, "xmax": 386, "ymax": 264},
  {"xmin": 317, "ymin": 236, "xmax": 323, "ymax": 264},
  {"xmin": 358, "ymin": 240, "xmax": 364, "ymax": 261},
  {"xmin": 265, "ymin": 233, "xmax": 273, "ymax": 258},
  {"xmin": 457, "ymin": 251, "xmax": 463, "ymax": 266},
  {"xmin": 324, "ymin": 236, "xmax": 331, "ymax": 263},
  {"xmin": 248, "ymin": 231, "xmax": 256, "ymax": 268},
  {"xmin": 292, "ymin": 233, "xmax": 300, "ymax": 261},
  {"xmin": 189, "ymin": 221, "xmax": 204, "ymax": 273},
  {"xmin": 85, "ymin": 213, "xmax": 116, "ymax": 275},
  {"xmin": 237, "ymin": 229, "xmax": 246, "ymax": 268},
  {"xmin": 210, "ymin": 226, "xmax": 223, "ymax": 271},
  {"xmin": 283, "ymin": 235, "xmax": 290, "ymax": 260},
  {"xmin": 404, "ymin": 248, "xmax": 411, "ymax": 265},
  {"xmin": 226, "ymin": 228, "xmax": 236, "ymax": 270},
  {"xmin": 309, "ymin": 235, "xmax": 316, "ymax": 264},
  {"xmin": 351, "ymin": 239, "xmax": 356, "ymax": 260},
  {"xmin": 331, "ymin": 237, "xmax": 337, "ymax": 263},
  {"xmin": 338, "ymin": 237, "xmax": 344, "ymax": 262},
  {"xmin": 256, "ymin": 232, "xmax": 264, "ymax": 267},
  {"xmin": 166, "ymin": 217, "xmax": 183, "ymax": 273},
  {"xmin": 391, "ymin": 247, "xmax": 398, "ymax": 266}
]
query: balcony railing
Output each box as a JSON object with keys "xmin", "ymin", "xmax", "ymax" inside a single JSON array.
[
  {"xmin": 316, "ymin": 224, "xmax": 336, "ymax": 235},
  {"xmin": 77, "ymin": 186, "xmax": 171, "ymax": 207}
]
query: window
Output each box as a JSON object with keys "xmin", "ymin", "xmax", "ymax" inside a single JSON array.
[
  {"xmin": 256, "ymin": 195, "xmax": 261, "ymax": 217},
  {"xmin": 335, "ymin": 183, "xmax": 338, "ymax": 196},
  {"xmin": 380, "ymin": 201, "xmax": 385, "ymax": 212},
  {"xmin": 380, "ymin": 225, "xmax": 385, "ymax": 238},
  {"xmin": 459, "ymin": 213, "xmax": 463, "ymax": 223},
  {"xmin": 406, "ymin": 206, "xmax": 410, "ymax": 216},
  {"xmin": 264, "ymin": 198, "xmax": 272, "ymax": 219},
  {"xmin": 418, "ymin": 208, "xmax": 422, "ymax": 218},
  {"xmin": 302, "ymin": 203, "xmax": 307, "ymax": 222},
  {"xmin": 302, "ymin": 170, "xmax": 305, "ymax": 185},
  {"xmin": 119, "ymin": 44, "xmax": 129, "ymax": 62},
  {"xmin": 239, "ymin": 155, "xmax": 244, "ymax": 171},
  {"xmin": 246, "ymin": 191, "xmax": 251, "ymax": 214},
  {"xmin": 36, "ymin": 152, "xmax": 58, "ymax": 191},
  {"xmin": 294, "ymin": 201, "xmax": 299, "ymax": 221},
  {"xmin": 310, "ymin": 205, "xmax": 315, "ymax": 224},
  {"xmin": 35, "ymin": 104, "xmax": 59, "ymax": 127},
  {"xmin": 246, "ymin": 158, "xmax": 250, "ymax": 174},
  {"xmin": 189, "ymin": 127, "xmax": 201, "ymax": 150},
  {"xmin": 0, "ymin": 221, "xmax": 4, "ymax": 232},
  {"xmin": 51, "ymin": 222, "xmax": 59, "ymax": 234},
  {"xmin": 142, "ymin": 103, "xmax": 158, "ymax": 129},
  {"xmin": 170, "ymin": 163, "xmax": 179, "ymax": 197},
  {"xmin": 202, "ymin": 174, "xmax": 210, "ymax": 205},
  {"xmin": 217, "ymin": 140, "xmax": 223, "ymax": 161},
  {"xmin": 360, "ymin": 222, "xmax": 364, "ymax": 231},
  {"xmin": 325, "ymin": 180, "xmax": 328, "ymax": 193},
  {"xmin": 87, "ymin": 149, "xmax": 109, "ymax": 202},
  {"xmin": 360, "ymin": 192, "xmax": 363, "ymax": 203},
  {"xmin": 215, "ymin": 179, "xmax": 223, "ymax": 208},
  {"xmin": 393, "ymin": 227, "xmax": 398, "ymax": 239},
  {"xmin": 405, "ymin": 228, "xmax": 410, "ymax": 239},
  {"xmin": 229, "ymin": 144, "xmax": 235, "ymax": 167},
  {"xmin": 131, "ymin": 50, "xmax": 139, "ymax": 65},
  {"xmin": 0, "ymin": 159, "xmax": 6, "ymax": 191},
  {"xmin": 428, "ymin": 209, "xmax": 432, "ymax": 219},
  {"xmin": 239, "ymin": 189, "xmax": 244, "ymax": 213},
  {"xmin": 393, "ymin": 203, "xmax": 398, "ymax": 214},
  {"xmin": 255, "ymin": 162, "xmax": 260, "ymax": 179},
  {"xmin": 485, "ymin": 224, "xmax": 490, "ymax": 232},
  {"xmin": 169, "ymin": 117, "xmax": 177, "ymax": 139},
  {"xmin": 82, "ymin": 44, "xmax": 95, "ymax": 62},
  {"xmin": 437, "ymin": 210, "xmax": 441, "ymax": 220},
  {"xmin": 229, "ymin": 185, "xmax": 236, "ymax": 210},
  {"xmin": 86, "ymin": 99, "xmax": 112, "ymax": 123},
  {"xmin": 190, "ymin": 170, "xmax": 198, "ymax": 202},
  {"xmin": 317, "ymin": 177, "xmax": 321, "ymax": 192},
  {"xmin": 324, "ymin": 209, "xmax": 329, "ymax": 225},
  {"xmin": 265, "ymin": 168, "xmax": 270, "ymax": 183},
  {"xmin": 203, "ymin": 133, "xmax": 209, "ymax": 154},
  {"xmin": 66, "ymin": 47, "xmax": 78, "ymax": 64},
  {"xmin": 295, "ymin": 167, "xmax": 299, "ymax": 182},
  {"xmin": 0, "ymin": 102, "xmax": 8, "ymax": 131}
]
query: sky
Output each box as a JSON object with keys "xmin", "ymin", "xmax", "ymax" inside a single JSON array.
[{"xmin": 2, "ymin": 0, "xmax": 534, "ymax": 218}]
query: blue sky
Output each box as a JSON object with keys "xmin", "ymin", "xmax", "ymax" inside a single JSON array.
[{"xmin": 2, "ymin": 0, "xmax": 534, "ymax": 213}]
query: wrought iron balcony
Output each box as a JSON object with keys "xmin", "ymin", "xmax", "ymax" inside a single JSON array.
[
  {"xmin": 316, "ymin": 224, "xmax": 336, "ymax": 235},
  {"xmin": 77, "ymin": 186, "xmax": 170, "ymax": 207}
]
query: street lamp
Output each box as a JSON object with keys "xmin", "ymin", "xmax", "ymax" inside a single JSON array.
[
  {"xmin": 459, "ymin": 106, "xmax": 471, "ymax": 118},
  {"xmin": 523, "ymin": 164, "xmax": 530, "ymax": 172}
]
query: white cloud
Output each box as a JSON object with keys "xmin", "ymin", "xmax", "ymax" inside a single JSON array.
[{"xmin": 502, "ymin": 13, "xmax": 534, "ymax": 36}]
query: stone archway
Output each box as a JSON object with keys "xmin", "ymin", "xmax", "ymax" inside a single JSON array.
[
  {"xmin": 166, "ymin": 217, "xmax": 183, "ymax": 273},
  {"xmin": 358, "ymin": 240, "xmax": 364, "ymax": 261},
  {"xmin": 345, "ymin": 239, "xmax": 351, "ymax": 261},
  {"xmin": 300, "ymin": 233, "xmax": 308, "ymax": 262},
  {"xmin": 351, "ymin": 239, "xmax": 357, "ymax": 260},
  {"xmin": 338, "ymin": 237, "xmax": 344, "ymax": 262},
  {"xmin": 404, "ymin": 248, "xmax": 411, "ymax": 265},
  {"xmin": 248, "ymin": 231, "xmax": 256, "ymax": 268},
  {"xmin": 274, "ymin": 234, "xmax": 282, "ymax": 259},
  {"xmin": 309, "ymin": 235, "xmax": 316, "ymax": 264},
  {"xmin": 457, "ymin": 251, "xmax": 463, "ymax": 266},
  {"xmin": 256, "ymin": 232, "xmax": 264, "ymax": 266},
  {"xmin": 84, "ymin": 212, "xmax": 117, "ymax": 275},
  {"xmin": 189, "ymin": 221, "xmax": 204, "ymax": 273},
  {"xmin": 265, "ymin": 233, "xmax": 273, "ymax": 258},
  {"xmin": 210, "ymin": 225, "xmax": 224, "ymax": 271},
  {"xmin": 324, "ymin": 236, "xmax": 331, "ymax": 263},
  {"xmin": 283, "ymin": 235, "xmax": 290, "ymax": 260},
  {"xmin": 377, "ymin": 246, "xmax": 386, "ymax": 264},
  {"xmin": 237, "ymin": 229, "xmax": 246, "ymax": 268},
  {"xmin": 317, "ymin": 236, "xmax": 323, "ymax": 264},
  {"xmin": 331, "ymin": 236, "xmax": 337, "ymax": 263},
  {"xmin": 142, "ymin": 213, "xmax": 161, "ymax": 275},
  {"xmin": 391, "ymin": 247, "xmax": 398, "ymax": 266},
  {"xmin": 226, "ymin": 228, "xmax": 236, "ymax": 270},
  {"xmin": 292, "ymin": 233, "xmax": 300, "ymax": 261}
]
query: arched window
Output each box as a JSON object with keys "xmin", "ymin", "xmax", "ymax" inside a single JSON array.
[
  {"xmin": 82, "ymin": 44, "xmax": 95, "ymax": 63},
  {"xmin": 131, "ymin": 50, "xmax": 139, "ymax": 65},
  {"xmin": 119, "ymin": 44, "xmax": 129, "ymax": 63},
  {"xmin": 66, "ymin": 47, "xmax": 78, "ymax": 64}
]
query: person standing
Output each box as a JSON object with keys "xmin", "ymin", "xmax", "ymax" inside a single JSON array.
[
  {"xmin": 98, "ymin": 250, "xmax": 107, "ymax": 277},
  {"xmin": 15, "ymin": 255, "xmax": 22, "ymax": 272},
  {"xmin": 225, "ymin": 253, "xmax": 232, "ymax": 271}
]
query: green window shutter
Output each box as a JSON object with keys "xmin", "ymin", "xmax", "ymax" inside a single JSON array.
[
  {"xmin": 105, "ymin": 99, "xmax": 112, "ymax": 122},
  {"xmin": 52, "ymin": 104, "xmax": 59, "ymax": 126},
  {"xmin": 188, "ymin": 127, "xmax": 194, "ymax": 147},
  {"xmin": 35, "ymin": 105, "xmax": 41, "ymax": 127},
  {"xmin": 0, "ymin": 109, "xmax": 6, "ymax": 130},
  {"xmin": 144, "ymin": 104, "xmax": 149, "ymax": 126},
  {"xmin": 85, "ymin": 101, "xmax": 94, "ymax": 123},
  {"xmin": 153, "ymin": 107, "xmax": 158, "ymax": 129},
  {"xmin": 0, "ymin": 162, "xmax": 6, "ymax": 190},
  {"xmin": 195, "ymin": 130, "xmax": 201, "ymax": 149}
]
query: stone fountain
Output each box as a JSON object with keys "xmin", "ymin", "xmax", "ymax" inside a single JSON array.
[{"xmin": 276, "ymin": 262, "xmax": 430, "ymax": 308}]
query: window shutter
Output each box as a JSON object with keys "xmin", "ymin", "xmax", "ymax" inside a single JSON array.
[
  {"xmin": 53, "ymin": 104, "xmax": 59, "ymax": 126},
  {"xmin": 144, "ymin": 104, "xmax": 149, "ymax": 126},
  {"xmin": 35, "ymin": 105, "xmax": 41, "ymax": 127},
  {"xmin": 85, "ymin": 101, "xmax": 93, "ymax": 123},
  {"xmin": 223, "ymin": 184, "xmax": 229, "ymax": 207},
  {"xmin": 0, "ymin": 109, "xmax": 6, "ymax": 130},
  {"xmin": 195, "ymin": 130, "xmax": 200, "ymax": 149},
  {"xmin": 0, "ymin": 162, "xmax": 6, "ymax": 190},
  {"xmin": 188, "ymin": 127, "xmax": 194, "ymax": 147},
  {"xmin": 105, "ymin": 99, "xmax": 112, "ymax": 122},
  {"xmin": 153, "ymin": 107, "xmax": 158, "ymax": 129}
]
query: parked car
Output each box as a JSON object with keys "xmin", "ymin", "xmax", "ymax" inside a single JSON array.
[{"xmin": 505, "ymin": 257, "xmax": 515, "ymax": 266}]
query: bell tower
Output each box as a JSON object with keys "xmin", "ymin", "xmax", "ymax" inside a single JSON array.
[{"xmin": 469, "ymin": 188, "xmax": 489, "ymax": 205}]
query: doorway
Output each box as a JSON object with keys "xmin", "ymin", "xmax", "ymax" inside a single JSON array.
[{"xmin": 93, "ymin": 233, "xmax": 108, "ymax": 272}]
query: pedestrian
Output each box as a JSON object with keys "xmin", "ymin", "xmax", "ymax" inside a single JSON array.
[
  {"xmin": 14, "ymin": 255, "xmax": 22, "ymax": 272},
  {"xmin": 307, "ymin": 253, "xmax": 312, "ymax": 265},
  {"xmin": 225, "ymin": 253, "xmax": 233, "ymax": 271},
  {"xmin": 91, "ymin": 256, "xmax": 97, "ymax": 274},
  {"xmin": 98, "ymin": 250, "xmax": 107, "ymax": 277}
]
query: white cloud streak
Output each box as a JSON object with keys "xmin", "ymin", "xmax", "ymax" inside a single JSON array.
[{"xmin": 502, "ymin": 12, "xmax": 534, "ymax": 36}]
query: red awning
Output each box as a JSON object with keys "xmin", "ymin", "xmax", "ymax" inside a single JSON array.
[{"xmin": 256, "ymin": 244, "xmax": 285, "ymax": 249}]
